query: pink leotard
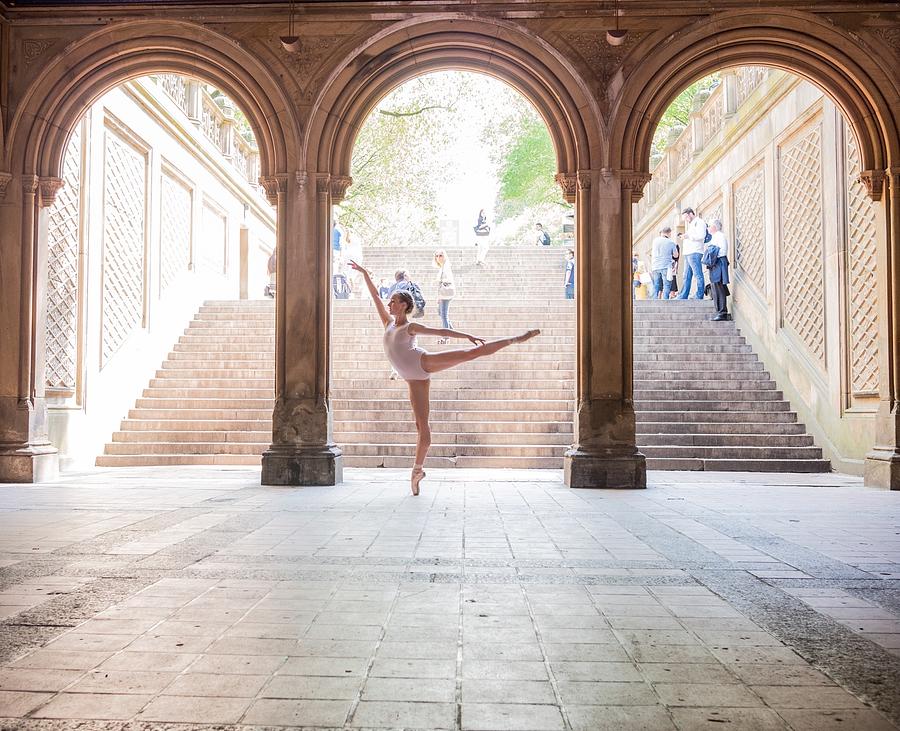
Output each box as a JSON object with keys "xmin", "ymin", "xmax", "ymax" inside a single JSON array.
[{"xmin": 383, "ymin": 319, "xmax": 430, "ymax": 381}]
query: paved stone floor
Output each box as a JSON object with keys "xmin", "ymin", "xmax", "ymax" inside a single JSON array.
[{"xmin": 1, "ymin": 468, "xmax": 900, "ymax": 730}]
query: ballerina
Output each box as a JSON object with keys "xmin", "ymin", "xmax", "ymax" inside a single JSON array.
[{"xmin": 348, "ymin": 260, "xmax": 540, "ymax": 496}]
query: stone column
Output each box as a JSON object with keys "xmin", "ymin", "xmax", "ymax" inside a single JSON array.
[
  {"xmin": 865, "ymin": 167, "xmax": 900, "ymax": 489},
  {"xmin": 260, "ymin": 171, "xmax": 343, "ymax": 485},
  {"xmin": 0, "ymin": 175, "xmax": 63, "ymax": 482},
  {"xmin": 562, "ymin": 169, "xmax": 647, "ymax": 489},
  {"xmin": 722, "ymin": 69, "xmax": 739, "ymax": 118}
]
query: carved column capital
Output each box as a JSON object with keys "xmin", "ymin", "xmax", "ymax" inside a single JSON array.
[
  {"xmin": 554, "ymin": 172, "xmax": 577, "ymax": 203},
  {"xmin": 619, "ymin": 170, "xmax": 652, "ymax": 203},
  {"xmin": 329, "ymin": 175, "xmax": 353, "ymax": 202},
  {"xmin": 38, "ymin": 177, "xmax": 65, "ymax": 208},
  {"xmin": 576, "ymin": 170, "xmax": 592, "ymax": 191},
  {"xmin": 860, "ymin": 169, "xmax": 886, "ymax": 201},
  {"xmin": 885, "ymin": 167, "xmax": 900, "ymax": 194},
  {"xmin": 0, "ymin": 173, "xmax": 12, "ymax": 199},
  {"xmin": 259, "ymin": 174, "xmax": 288, "ymax": 205},
  {"xmin": 315, "ymin": 173, "xmax": 331, "ymax": 195},
  {"xmin": 22, "ymin": 175, "xmax": 39, "ymax": 196}
]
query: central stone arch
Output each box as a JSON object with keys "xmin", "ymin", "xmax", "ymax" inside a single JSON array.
[{"xmin": 263, "ymin": 16, "xmax": 649, "ymax": 488}]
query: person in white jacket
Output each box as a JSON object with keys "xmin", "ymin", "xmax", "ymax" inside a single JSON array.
[{"xmin": 677, "ymin": 207, "xmax": 707, "ymax": 300}]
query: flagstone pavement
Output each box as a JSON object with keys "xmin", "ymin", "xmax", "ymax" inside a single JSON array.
[{"xmin": 1, "ymin": 467, "xmax": 900, "ymax": 730}]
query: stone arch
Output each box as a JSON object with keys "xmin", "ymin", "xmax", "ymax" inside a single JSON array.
[
  {"xmin": 609, "ymin": 9, "xmax": 899, "ymax": 196},
  {"xmin": 305, "ymin": 16, "xmax": 603, "ymax": 188},
  {"xmin": 6, "ymin": 19, "xmax": 298, "ymax": 187}
]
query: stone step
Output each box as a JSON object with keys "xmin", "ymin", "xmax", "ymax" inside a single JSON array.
[
  {"xmin": 637, "ymin": 421, "xmax": 806, "ymax": 435},
  {"xmin": 636, "ymin": 389, "xmax": 782, "ymax": 401},
  {"xmin": 640, "ymin": 445, "xmax": 822, "ymax": 459},
  {"xmin": 118, "ymin": 419, "xmax": 271, "ymax": 431},
  {"xmin": 634, "ymin": 400, "xmax": 790, "ymax": 412},
  {"xmin": 636, "ymin": 410, "xmax": 797, "ymax": 423},
  {"xmin": 644, "ymin": 457, "xmax": 832, "ymax": 473},
  {"xmin": 333, "ymin": 420, "xmax": 573, "ymax": 434},
  {"xmin": 636, "ymin": 379, "xmax": 776, "ymax": 390},
  {"xmin": 113, "ymin": 430, "xmax": 270, "ymax": 443},
  {"xmin": 342, "ymin": 455, "xmax": 563, "ymax": 469},
  {"xmin": 96, "ymin": 454, "xmax": 262, "ymax": 467},
  {"xmin": 331, "ymin": 398, "xmax": 574, "ymax": 411},
  {"xmin": 638, "ymin": 433, "xmax": 814, "ymax": 447},
  {"xmin": 103, "ymin": 442, "xmax": 265, "ymax": 455},
  {"xmin": 336, "ymin": 431, "xmax": 573, "ymax": 446}
]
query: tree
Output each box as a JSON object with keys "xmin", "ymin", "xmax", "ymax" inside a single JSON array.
[
  {"xmin": 651, "ymin": 74, "xmax": 720, "ymax": 156},
  {"xmin": 493, "ymin": 113, "xmax": 562, "ymax": 223}
]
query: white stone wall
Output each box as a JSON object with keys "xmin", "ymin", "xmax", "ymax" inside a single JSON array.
[
  {"xmin": 44, "ymin": 78, "xmax": 276, "ymax": 468},
  {"xmin": 633, "ymin": 70, "xmax": 880, "ymax": 474}
]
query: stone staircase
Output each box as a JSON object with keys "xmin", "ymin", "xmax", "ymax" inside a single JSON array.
[{"xmin": 97, "ymin": 246, "xmax": 829, "ymax": 472}]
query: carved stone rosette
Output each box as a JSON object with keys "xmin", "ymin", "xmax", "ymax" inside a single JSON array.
[
  {"xmin": 555, "ymin": 172, "xmax": 578, "ymax": 203},
  {"xmin": 259, "ymin": 174, "xmax": 288, "ymax": 205},
  {"xmin": 860, "ymin": 169, "xmax": 886, "ymax": 201},
  {"xmin": 619, "ymin": 170, "xmax": 652, "ymax": 203}
]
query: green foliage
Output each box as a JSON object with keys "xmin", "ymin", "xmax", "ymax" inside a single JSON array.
[
  {"xmin": 651, "ymin": 73, "xmax": 720, "ymax": 156},
  {"xmin": 494, "ymin": 114, "xmax": 562, "ymax": 222}
]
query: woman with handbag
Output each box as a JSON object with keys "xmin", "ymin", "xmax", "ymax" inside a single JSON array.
[
  {"xmin": 347, "ymin": 259, "xmax": 539, "ymax": 496},
  {"xmin": 434, "ymin": 250, "xmax": 455, "ymax": 343}
]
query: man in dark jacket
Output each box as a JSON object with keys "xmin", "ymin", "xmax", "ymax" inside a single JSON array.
[
  {"xmin": 703, "ymin": 218, "xmax": 731, "ymax": 321},
  {"xmin": 388, "ymin": 270, "xmax": 426, "ymax": 318}
]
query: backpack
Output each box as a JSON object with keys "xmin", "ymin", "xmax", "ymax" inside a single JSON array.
[
  {"xmin": 540, "ymin": 231, "xmax": 551, "ymax": 246},
  {"xmin": 399, "ymin": 280, "xmax": 426, "ymax": 314}
]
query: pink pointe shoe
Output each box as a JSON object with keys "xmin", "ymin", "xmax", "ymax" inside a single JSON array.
[{"xmin": 411, "ymin": 467, "xmax": 425, "ymax": 496}]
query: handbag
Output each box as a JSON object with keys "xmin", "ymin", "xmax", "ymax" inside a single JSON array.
[{"xmin": 440, "ymin": 281, "xmax": 456, "ymax": 299}]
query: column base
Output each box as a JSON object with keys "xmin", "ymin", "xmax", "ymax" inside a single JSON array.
[
  {"xmin": 261, "ymin": 445, "xmax": 343, "ymax": 486},
  {"xmin": 0, "ymin": 444, "xmax": 59, "ymax": 483},
  {"xmin": 865, "ymin": 448, "xmax": 900, "ymax": 490},
  {"xmin": 564, "ymin": 448, "xmax": 646, "ymax": 489}
]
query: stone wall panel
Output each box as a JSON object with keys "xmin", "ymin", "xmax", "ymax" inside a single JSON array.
[{"xmin": 779, "ymin": 121, "xmax": 825, "ymax": 369}]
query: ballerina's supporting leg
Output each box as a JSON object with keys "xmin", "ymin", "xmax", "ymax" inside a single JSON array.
[
  {"xmin": 407, "ymin": 379, "xmax": 430, "ymax": 495},
  {"xmin": 421, "ymin": 329, "xmax": 540, "ymax": 375}
]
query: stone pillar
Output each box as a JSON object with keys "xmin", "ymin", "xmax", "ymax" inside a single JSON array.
[
  {"xmin": 562, "ymin": 169, "xmax": 647, "ymax": 489},
  {"xmin": 865, "ymin": 167, "xmax": 900, "ymax": 489},
  {"xmin": 722, "ymin": 69, "xmax": 739, "ymax": 118},
  {"xmin": 185, "ymin": 79, "xmax": 203, "ymax": 126},
  {"xmin": 0, "ymin": 174, "xmax": 63, "ymax": 482},
  {"xmin": 260, "ymin": 171, "xmax": 343, "ymax": 485}
]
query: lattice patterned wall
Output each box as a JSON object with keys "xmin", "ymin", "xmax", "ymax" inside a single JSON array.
[
  {"xmin": 733, "ymin": 165, "xmax": 766, "ymax": 294},
  {"xmin": 102, "ymin": 129, "xmax": 146, "ymax": 364},
  {"xmin": 701, "ymin": 198, "xmax": 723, "ymax": 229},
  {"xmin": 159, "ymin": 173, "xmax": 192, "ymax": 292},
  {"xmin": 199, "ymin": 202, "xmax": 227, "ymax": 275},
  {"xmin": 779, "ymin": 123, "xmax": 826, "ymax": 368},
  {"xmin": 845, "ymin": 130, "xmax": 880, "ymax": 396},
  {"xmin": 45, "ymin": 124, "xmax": 83, "ymax": 390}
]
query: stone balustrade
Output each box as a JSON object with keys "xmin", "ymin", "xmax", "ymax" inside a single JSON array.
[
  {"xmin": 635, "ymin": 67, "xmax": 777, "ymax": 222},
  {"xmin": 155, "ymin": 74, "xmax": 261, "ymax": 189}
]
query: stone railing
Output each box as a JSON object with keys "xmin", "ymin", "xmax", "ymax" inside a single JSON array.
[
  {"xmin": 154, "ymin": 75, "xmax": 261, "ymax": 190},
  {"xmin": 635, "ymin": 67, "xmax": 777, "ymax": 222}
]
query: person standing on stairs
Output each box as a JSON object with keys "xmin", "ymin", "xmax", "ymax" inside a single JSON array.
[
  {"xmin": 434, "ymin": 250, "xmax": 455, "ymax": 343},
  {"xmin": 678, "ymin": 207, "xmax": 708, "ymax": 300},
  {"xmin": 347, "ymin": 259, "xmax": 540, "ymax": 496},
  {"xmin": 704, "ymin": 218, "xmax": 731, "ymax": 321}
]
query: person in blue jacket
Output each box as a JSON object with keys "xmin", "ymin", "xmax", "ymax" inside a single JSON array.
[{"xmin": 703, "ymin": 218, "xmax": 731, "ymax": 321}]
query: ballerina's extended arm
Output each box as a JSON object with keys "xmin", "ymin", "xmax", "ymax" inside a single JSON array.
[
  {"xmin": 348, "ymin": 260, "xmax": 390, "ymax": 327},
  {"xmin": 408, "ymin": 322, "xmax": 485, "ymax": 347}
]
